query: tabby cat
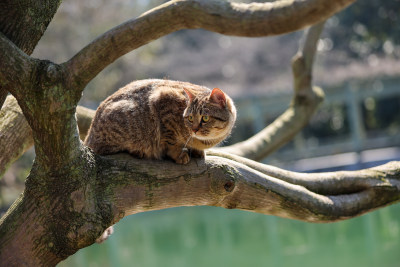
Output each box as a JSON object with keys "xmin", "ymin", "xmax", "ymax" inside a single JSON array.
[
  {"xmin": 84, "ymin": 79, "xmax": 236, "ymax": 164},
  {"xmin": 85, "ymin": 79, "xmax": 236, "ymax": 243}
]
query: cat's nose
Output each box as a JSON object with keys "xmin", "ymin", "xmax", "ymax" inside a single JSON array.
[{"xmin": 192, "ymin": 127, "xmax": 199, "ymax": 133}]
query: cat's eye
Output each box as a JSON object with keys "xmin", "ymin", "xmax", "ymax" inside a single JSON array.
[
  {"xmin": 202, "ymin": 115, "xmax": 210, "ymax": 122},
  {"xmin": 188, "ymin": 115, "xmax": 194, "ymax": 122}
]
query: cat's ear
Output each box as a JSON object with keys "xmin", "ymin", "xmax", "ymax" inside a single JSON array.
[
  {"xmin": 210, "ymin": 88, "xmax": 226, "ymax": 108},
  {"xmin": 183, "ymin": 88, "xmax": 195, "ymax": 102}
]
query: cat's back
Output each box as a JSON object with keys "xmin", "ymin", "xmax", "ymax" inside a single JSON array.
[
  {"xmin": 84, "ymin": 79, "xmax": 209, "ymax": 156},
  {"xmin": 101, "ymin": 79, "xmax": 207, "ymax": 106},
  {"xmin": 84, "ymin": 80, "xmax": 159, "ymax": 155}
]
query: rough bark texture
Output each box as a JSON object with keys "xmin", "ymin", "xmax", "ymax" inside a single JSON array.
[
  {"xmin": 0, "ymin": 0, "xmax": 62, "ymax": 108},
  {"xmin": 0, "ymin": 96, "xmax": 33, "ymax": 176},
  {"xmin": 0, "ymin": 0, "xmax": 61, "ymax": 55},
  {"xmin": 2, "ymin": 1, "xmax": 400, "ymax": 267},
  {"xmin": 101, "ymin": 154, "xmax": 400, "ymax": 222},
  {"xmin": 0, "ymin": 96, "xmax": 95, "ymax": 177},
  {"xmin": 0, "ymin": 87, "xmax": 7, "ymax": 110}
]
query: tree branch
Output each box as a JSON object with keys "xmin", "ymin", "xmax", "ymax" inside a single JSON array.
[
  {"xmin": 0, "ymin": 0, "xmax": 62, "ymax": 56},
  {"xmin": 0, "ymin": 86, "xmax": 7, "ymax": 110},
  {"xmin": 0, "ymin": 96, "xmax": 33, "ymax": 178},
  {"xmin": 63, "ymin": 0, "xmax": 355, "ymax": 91},
  {"xmin": 1, "ymin": 151, "xmax": 399, "ymax": 266},
  {"xmin": 97, "ymin": 154, "xmax": 400, "ymax": 224},
  {"xmin": 215, "ymin": 22, "xmax": 326, "ymax": 161},
  {"xmin": 0, "ymin": 96, "xmax": 94, "ymax": 178},
  {"xmin": 0, "ymin": 32, "xmax": 37, "ymax": 98}
]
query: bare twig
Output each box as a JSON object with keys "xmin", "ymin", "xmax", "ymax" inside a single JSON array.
[{"xmin": 214, "ymin": 22, "xmax": 326, "ymax": 160}]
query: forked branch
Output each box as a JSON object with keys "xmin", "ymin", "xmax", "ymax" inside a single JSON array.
[{"xmin": 0, "ymin": 96, "xmax": 94, "ymax": 178}]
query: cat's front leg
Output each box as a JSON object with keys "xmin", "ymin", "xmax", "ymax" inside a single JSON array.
[
  {"xmin": 166, "ymin": 144, "xmax": 190, "ymax": 164},
  {"xmin": 190, "ymin": 148, "xmax": 205, "ymax": 159}
]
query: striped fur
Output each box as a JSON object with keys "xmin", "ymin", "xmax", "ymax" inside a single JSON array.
[{"xmin": 84, "ymin": 79, "xmax": 236, "ymax": 164}]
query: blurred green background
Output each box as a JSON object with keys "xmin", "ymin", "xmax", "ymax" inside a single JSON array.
[
  {"xmin": 59, "ymin": 205, "xmax": 400, "ymax": 267},
  {"xmin": 2, "ymin": 0, "xmax": 400, "ymax": 266}
]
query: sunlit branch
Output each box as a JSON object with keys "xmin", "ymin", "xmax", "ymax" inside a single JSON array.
[
  {"xmin": 98, "ymin": 154, "xmax": 400, "ymax": 224},
  {"xmin": 64, "ymin": 0, "xmax": 355, "ymax": 91}
]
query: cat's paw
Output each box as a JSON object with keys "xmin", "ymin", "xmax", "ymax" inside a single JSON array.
[
  {"xmin": 175, "ymin": 151, "xmax": 190, "ymax": 164},
  {"xmin": 191, "ymin": 149, "xmax": 205, "ymax": 158},
  {"xmin": 96, "ymin": 226, "xmax": 114, "ymax": 244}
]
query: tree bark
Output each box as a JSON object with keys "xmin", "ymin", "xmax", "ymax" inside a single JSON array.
[
  {"xmin": 0, "ymin": 96, "xmax": 94, "ymax": 177},
  {"xmin": 0, "ymin": 0, "xmax": 62, "ymax": 109},
  {"xmin": 0, "ymin": 96, "xmax": 33, "ymax": 177},
  {"xmin": 99, "ymin": 154, "xmax": 400, "ymax": 222},
  {"xmin": 0, "ymin": 0, "xmax": 61, "ymax": 55},
  {"xmin": 1, "ymin": 153, "xmax": 399, "ymax": 266},
  {"xmin": 0, "ymin": 87, "xmax": 7, "ymax": 110}
]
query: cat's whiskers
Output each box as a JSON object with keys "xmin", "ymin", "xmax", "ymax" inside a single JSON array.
[
  {"xmin": 183, "ymin": 135, "xmax": 193, "ymax": 150},
  {"xmin": 180, "ymin": 135, "xmax": 194, "ymax": 158}
]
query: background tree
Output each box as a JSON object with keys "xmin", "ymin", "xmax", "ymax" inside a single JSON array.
[{"xmin": 0, "ymin": 0, "xmax": 399, "ymax": 266}]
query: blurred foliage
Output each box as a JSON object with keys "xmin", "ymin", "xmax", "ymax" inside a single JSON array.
[
  {"xmin": 303, "ymin": 103, "xmax": 350, "ymax": 143},
  {"xmin": 362, "ymin": 95, "xmax": 400, "ymax": 137},
  {"xmin": 329, "ymin": 0, "xmax": 400, "ymax": 58}
]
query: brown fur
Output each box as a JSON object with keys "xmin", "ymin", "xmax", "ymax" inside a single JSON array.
[{"xmin": 84, "ymin": 79, "xmax": 236, "ymax": 164}]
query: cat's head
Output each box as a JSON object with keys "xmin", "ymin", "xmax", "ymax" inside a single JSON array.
[{"xmin": 183, "ymin": 87, "xmax": 236, "ymax": 145}]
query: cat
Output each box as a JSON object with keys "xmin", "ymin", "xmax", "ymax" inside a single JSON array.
[
  {"xmin": 85, "ymin": 79, "xmax": 236, "ymax": 243},
  {"xmin": 84, "ymin": 79, "xmax": 236, "ymax": 164}
]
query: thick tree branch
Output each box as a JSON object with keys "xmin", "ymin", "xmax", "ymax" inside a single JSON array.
[
  {"xmin": 0, "ymin": 96, "xmax": 95, "ymax": 178},
  {"xmin": 215, "ymin": 22, "xmax": 326, "ymax": 161},
  {"xmin": 208, "ymin": 150, "xmax": 397, "ymax": 195},
  {"xmin": 0, "ymin": 32, "xmax": 37, "ymax": 97},
  {"xmin": 96, "ymin": 154, "xmax": 400, "ymax": 224},
  {"xmin": 0, "ymin": 96, "xmax": 33, "ymax": 178},
  {"xmin": 1, "ymin": 147, "xmax": 398, "ymax": 266},
  {"xmin": 63, "ymin": 0, "xmax": 355, "ymax": 91},
  {"xmin": 0, "ymin": 0, "xmax": 62, "ymax": 56},
  {"xmin": 2, "ymin": 152, "xmax": 398, "ymax": 266},
  {"xmin": 0, "ymin": 0, "xmax": 62, "ymax": 109}
]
